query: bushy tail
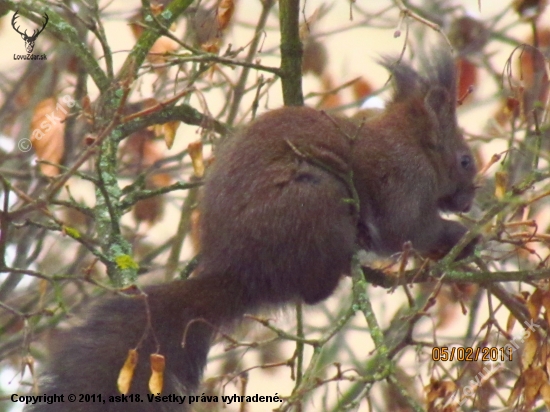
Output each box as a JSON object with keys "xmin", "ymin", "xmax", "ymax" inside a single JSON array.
[{"xmin": 26, "ymin": 275, "xmax": 249, "ymax": 412}]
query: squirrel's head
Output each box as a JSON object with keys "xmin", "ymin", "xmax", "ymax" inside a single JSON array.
[{"xmin": 384, "ymin": 49, "xmax": 477, "ymax": 213}]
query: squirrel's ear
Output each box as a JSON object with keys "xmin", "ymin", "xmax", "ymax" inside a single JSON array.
[
  {"xmin": 423, "ymin": 86, "xmax": 455, "ymax": 139},
  {"xmin": 382, "ymin": 59, "xmax": 421, "ymax": 101},
  {"xmin": 424, "ymin": 86, "xmax": 451, "ymax": 114}
]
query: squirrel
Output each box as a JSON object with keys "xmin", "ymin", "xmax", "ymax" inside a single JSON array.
[{"xmin": 26, "ymin": 50, "xmax": 477, "ymax": 412}]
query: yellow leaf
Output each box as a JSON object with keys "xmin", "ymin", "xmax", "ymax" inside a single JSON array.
[
  {"xmin": 494, "ymin": 171, "xmax": 508, "ymax": 200},
  {"xmin": 63, "ymin": 225, "xmax": 81, "ymax": 239},
  {"xmin": 522, "ymin": 331, "xmax": 539, "ymax": 368},
  {"xmin": 117, "ymin": 349, "xmax": 138, "ymax": 395},
  {"xmin": 187, "ymin": 141, "xmax": 205, "ymax": 178},
  {"xmin": 161, "ymin": 121, "xmax": 180, "ymax": 149}
]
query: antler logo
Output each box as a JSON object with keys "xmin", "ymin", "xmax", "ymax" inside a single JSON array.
[{"xmin": 12, "ymin": 10, "xmax": 49, "ymax": 54}]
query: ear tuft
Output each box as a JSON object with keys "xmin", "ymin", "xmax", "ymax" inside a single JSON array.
[
  {"xmin": 381, "ymin": 46, "xmax": 456, "ymax": 105},
  {"xmin": 380, "ymin": 58, "xmax": 423, "ymax": 102}
]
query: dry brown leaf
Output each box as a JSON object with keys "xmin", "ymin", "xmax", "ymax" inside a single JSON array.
[
  {"xmin": 424, "ymin": 379, "xmax": 439, "ymax": 404},
  {"xmin": 540, "ymin": 380, "xmax": 550, "ymax": 409},
  {"xmin": 187, "ymin": 141, "xmax": 205, "ymax": 178},
  {"xmin": 128, "ymin": 9, "xmax": 145, "ymax": 39},
  {"xmin": 456, "ymin": 58, "xmax": 477, "ymax": 104},
  {"xmin": 117, "ymin": 349, "xmax": 138, "ymax": 394},
  {"xmin": 507, "ymin": 375, "xmax": 524, "ymax": 407},
  {"xmin": 352, "ymin": 77, "xmax": 374, "ymax": 101},
  {"xmin": 217, "ymin": 0, "xmax": 235, "ymax": 32},
  {"xmin": 528, "ymin": 288, "xmax": 544, "ymax": 320},
  {"xmin": 318, "ymin": 74, "xmax": 342, "ymax": 109},
  {"xmin": 524, "ymin": 366, "xmax": 546, "ymax": 409},
  {"xmin": 150, "ymin": 3, "xmax": 163, "ymax": 16},
  {"xmin": 30, "ymin": 97, "xmax": 66, "ymax": 176},
  {"xmin": 541, "ymin": 337, "xmax": 550, "ymax": 366},
  {"xmin": 151, "ymin": 173, "xmax": 171, "ymax": 189},
  {"xmin": 134, "ymin": 192, "xmax": 165, "ymax": 225},
  {"xmin": 148, "ymin": 353, "xmax": 165, "ymax": 394},
  {"xmin": 522, "ymin": 331, "xmax": 539, "ymax": 368},
  {"xmin": 128, "ymin": 10, "xmax": 178, "ymax": 67},
  {"xmin": 424, "ymin": 378, "xmax": 456, "ymax": 404},
  {"xmin": 148, "ymin": 36, "xmax": 179, "ymax": 67},
  {"xmin": 201, "ymin": 39, "xmax": 221, "ymax": 54},
  {"xmin": 506, "ymin": 312, "xmax": 517, "ymax": 335},
  {"xmin": 153, "ymin": 121, "xmax": 180, "ymax": 149}
]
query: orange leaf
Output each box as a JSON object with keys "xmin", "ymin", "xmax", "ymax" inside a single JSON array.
[
  {"xmin": 217, "ymin": 0, "xmax": 235, "ymax": 32},
  {"xmin": 128, "ymin": 10, "xmax": 144, "ymax": 39},
  {"xmin": 201, "ymin": 39, "xmax": 221, "ymax": 54},
  {"xmin": 117, "ymin": 349, "xmax": 138, "ymax": 394},
  {"xmin": 30, "ymin": 97, "xmax": 66, "ymax": 176},
  {"xmin": 352, "ymin": 77, "xmax": 374, "ymax": 101},
  {"xmin": 148, "ymin": 37, "xmax": 179, "ymax": 68},
  {"xmin": 318, "ymin": 74, "xmax": 342, "ymax": 109},
  {"xmin": 149, "ymin": 354, "xmax": 165, "ymax": 394},
  {"xmin": 456, "ymin": 58, "xmax": 477, "ymax": 104}
]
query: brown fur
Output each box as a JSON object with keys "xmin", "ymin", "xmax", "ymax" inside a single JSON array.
[{"xmin": 28, "ymin": 51, "xmax": 477, "ymax": 412}]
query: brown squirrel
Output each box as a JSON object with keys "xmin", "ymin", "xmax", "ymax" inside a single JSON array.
[{"xmin": 27, "ymin": 51, "xmax": 477, "ymax": 411}]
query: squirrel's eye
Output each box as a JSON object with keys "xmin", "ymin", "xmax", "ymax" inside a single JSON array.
[{"xmin": 460, "ymin": 154, "xmax": 472, "ymax": 169}]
